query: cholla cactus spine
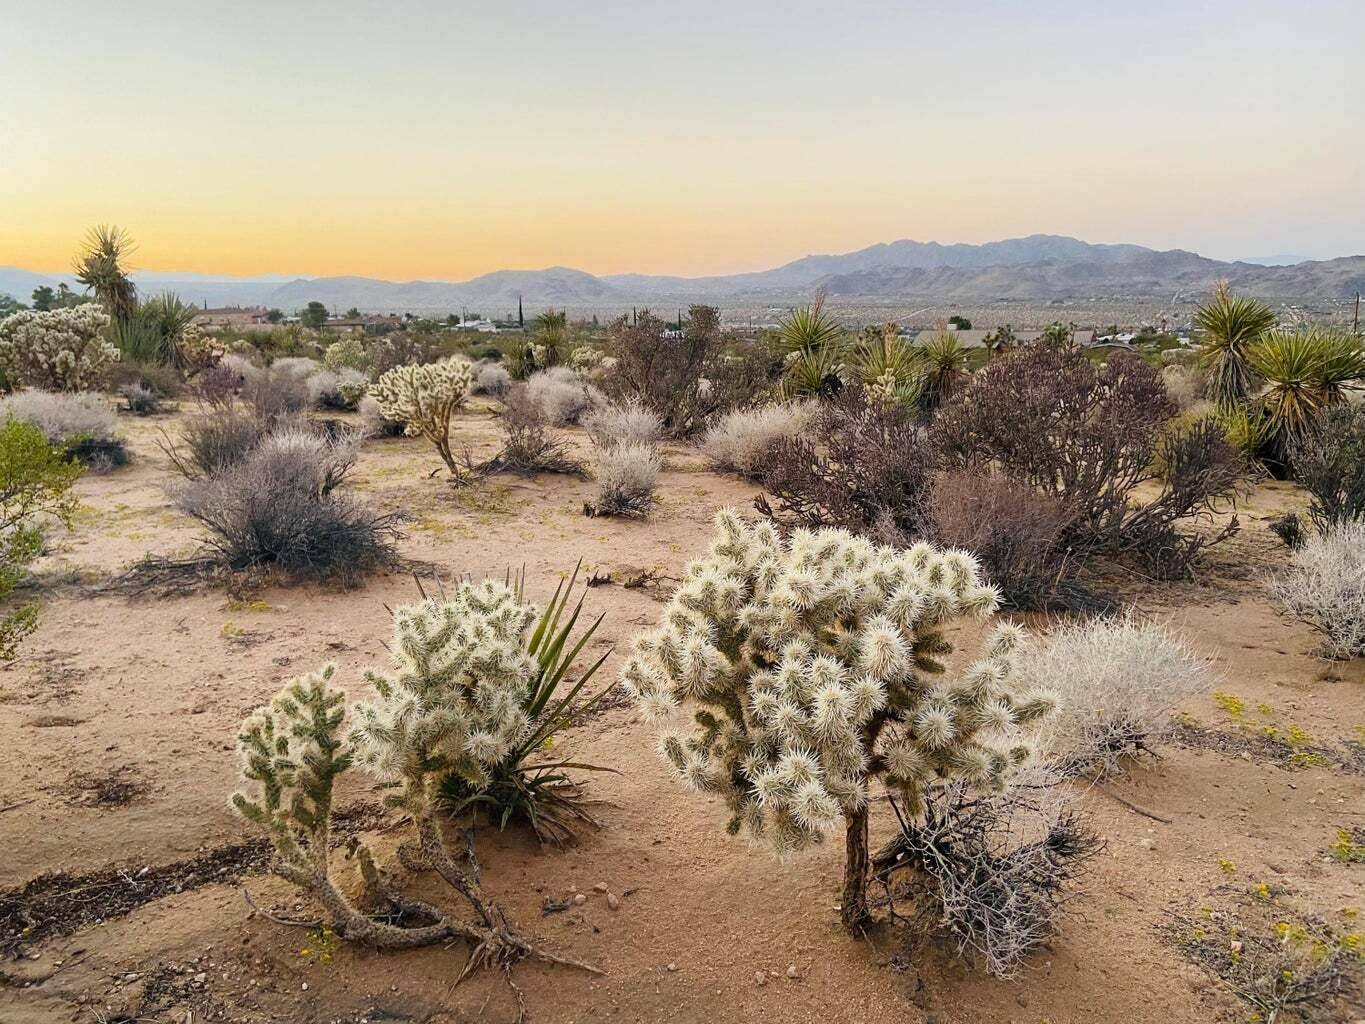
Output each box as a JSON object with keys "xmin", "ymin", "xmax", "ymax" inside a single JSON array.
[
  {"xmin": 622, "ymin": 510, "xmax": 1055, "ymax": 927},
  {"xmin": 369, "ymin": 357, "xmax": 473, "ymax": 474}
]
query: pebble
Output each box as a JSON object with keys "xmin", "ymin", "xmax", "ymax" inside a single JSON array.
[
  {"xmin": 1138, "ymin": 837, "xmax": 1157, "ymax": 850},
  {"xmin": 573, "ymin": 893, "xmax": 587, "ymax": 906},
  {"xmin": 592, "ymin": 882, "xmax": 608, "ymax": 893},
  {"xmin": 786, "ymin": 963, "xmax": 800, "ymax": 980},
  {"xmin": 754, "ymin": 971, "xmax": 767, "ymax": 987},
  {"xmin": 301, "ymin": 982, "xmax": 309, "ymax": 991},
  {"xmin": 606, "ymin": 893, "xmax": 621, "ymax": 911},
  {"xmin": 666, "ymin": 963, "xmax": 679, "ymax": 972},
  {"xmin": 193, "ymin": 973, "xmax": 207, "ymax": 985}
]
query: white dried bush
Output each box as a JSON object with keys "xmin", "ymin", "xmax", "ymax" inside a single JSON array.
[
  {"xmin": 583, "ymin": 399, "xmax": 662, "ymax": 448},
  {"xmin": 307, "ymin": 367, "xmax": 369, "ymax": 410},
  {"xmin": 526, "ymin": 366, "xmax": 599, "ymax": 425},
  {"xmin": 1160, "ymin": 364, "xmax": 1204, "ymax": 412},
  {"xmin": 0, "ymin": 306, "xmax": 118, "ymax": 392},
  {"xmin": 701, "ymin": 402, "xmax": 813, "ymax": 478},
  {"xmin": 0, "ymin": 389, "xmax": 118, "ymax": 444},
  {"xmin": 1267, "ymin": 522, "xmax": 1365, "ymax": 659},
  {"xmin": 358, "ymin": 395, "xmax": 405, "ymax": 438},
  {"xmin": 370, "ymin": 357, "xmax": 474, "ymax": 475},
  {"xmin": 586, "ymin": 441, "xmax": 660, "ymax": 517},
  {"xmin": 1015, "ymin": 612, "xmax": 1215, "ymax": 777},
  {"xmin": 621, "ymin": 512, "xmax": 1054, "ymax": 928},
  {"xmin": 474, "ymin": 362, "xmax": 512, "ymax": 397},
  {"xmin": 219, "ymin": 352, "xmax": 259, "ymax": 382}
]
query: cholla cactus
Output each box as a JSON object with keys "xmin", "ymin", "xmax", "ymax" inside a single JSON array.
[
  {"xmin": 177, "ymin": 323, "xmax": 223, "ymax": 372},
  {"xmin": 570, "ymin": 346, "xmax": 604, "ymax": 371},
  {"xmin": 351, "ymin": 580, "xmax": 535, "ymax": 814},
  {"xmin": 369, "ymin": 357, "xmax": 473, "ymax": 474},
  {"xmin": 323, "ymin": 335, "xmax": 372, "ymax": 374},
  {"xmin": 0, "ymin": 306, "xmax": 118, "ymax": 391},
  {"xmin": 621, "ymin": 510, "xmax": 1055, "ymax": 928}
]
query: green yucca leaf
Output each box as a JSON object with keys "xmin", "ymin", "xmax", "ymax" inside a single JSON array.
[
  {"xmin": 1194, "ymin": 281, "xmax": 1276, "ymax": 410},
  {"xmin": 773, "ymin": 293, "xmax": 845, "ymax": 356}
]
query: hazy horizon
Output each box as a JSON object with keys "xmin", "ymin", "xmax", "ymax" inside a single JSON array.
[{"xmin": 4, "ymin": 1, "xmax": 1362, "ymax": 281}]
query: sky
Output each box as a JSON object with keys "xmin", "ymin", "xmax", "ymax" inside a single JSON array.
[{"xmin": 2, "ymin": 0, "xmax": 1362, "ymax": 281}]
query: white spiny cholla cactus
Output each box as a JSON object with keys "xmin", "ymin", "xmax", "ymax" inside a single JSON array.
[
  {"xmin": 350, "ymin": 579, "xmax": 535, "ymax": 814},
  {"xmin": 369, "ymin": 357, "xmax": 473, "ymax": 474},
  {"xmin": 622, "ymin": 511, "xmax": 1055, "ymax": 859},
  {"xmin": 0, "ymin": 306, "xmax": 118, "ymax": 391},
  {"xmin": 231, "ymin": 665, "xmax": 352, "ymax": 888}
]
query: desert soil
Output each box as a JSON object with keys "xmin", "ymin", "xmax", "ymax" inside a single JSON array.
[{"xmin": 1, "ymin": 401, "xmax": 1361, "ymax": 1024}]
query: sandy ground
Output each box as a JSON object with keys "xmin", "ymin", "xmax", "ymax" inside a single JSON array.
[{"xmin": 1, "ymin": 401, "xmax": 1362, "ymax": 1024}]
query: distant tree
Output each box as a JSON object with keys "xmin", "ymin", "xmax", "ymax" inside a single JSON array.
[
  {"xmin": 301, "ymin": 301, "xmax": 328, "ymax": 329},
  {"xmin": 73, "ymin": 225, "xmax": 137, "ymax": 321},
  {"xmin": 1041, "ymin": 321, "xmax": 1072, "ymax": 345},
  {"xmin": 948, "ymin": 315, "xmax": 972, "ymax": 330},
  {"xmin": 446, "ymin": 313, "xmax": 459, "ymax": 327},
  {"xmin": 0, "ymin": 294, "xmax": 23, "ymax": 316},
  {"xmin": 30, "ymin": 286, "xmax": 55, "ymax": 311},
  {"xmin": 266, "ymin": 308, "xmax": 284, "ymax": 324},
  {"xmin": 55, "ymin": 284, "xmax": 84, "ymax": 308},
  {"xmin": 345, "ymin": 307, "xmax": 360, "ymax": 319}
]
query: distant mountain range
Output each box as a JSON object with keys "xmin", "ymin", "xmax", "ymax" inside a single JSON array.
[{"xmin": 3, "ymin": 235, "xmax": 1362, "ymax": 314}]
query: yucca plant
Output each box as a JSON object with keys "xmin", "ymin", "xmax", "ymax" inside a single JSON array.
[
  {"xmin": 1248, "ymin": 330, "xmax": 1328, "ymax": 461},
  {"xmin": 1306, "ymin": 327, "xmax": 1365, "ymax": 408},
  {"xmin": 920, "ymin": 329, "xmax": 967, "ymax": 411},
  {"xmin": 1218, "ymin": 404, "xmax": 1273, "ymax": 464},
  {"xmin": 532, "ymin": 310, "xmax": 568, "ymax": 368},
  {"xmin": 773, "ymin": 292, "xmax": 845, "ymax": 357},
  {"xmin": 855, "ymin": 325, "xmax": 923, "ymax": 407},
  {"xmin": 138, "ymin": 291, "xmax": 200, "ymax": 366},
  {"xmin": 1194, "ymin": 281, "xmax": 1276, "ymax": 410},
  {"xmin": 73, "ymin": 225, "xmax": 137, "ymax": 321},
  {"xmin": 440, "ymin": 562, "xmax": 614, "ymax": 845},
  {"xmin": 780, "ymin": 344, "xmax": 845, "ymax": 399}
]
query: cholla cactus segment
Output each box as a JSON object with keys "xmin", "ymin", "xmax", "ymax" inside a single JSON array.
[
  {"xmin": 623, "ymin": 510, "xmax": 1052, "ymax": 854},
  {"xmin": 230, "ymin": 665, "xmax": 353, "ymax": 878},
  {"xmin": 351, "ymin": 579, "xmax": 536, "ymax": 809},
  {"xmin": 369, "ymin": 357, "xmax": 473, "ymax": 473},
  {"xmin": 0, "ymin": 306, "xmax": 118, "ymax": 391}
]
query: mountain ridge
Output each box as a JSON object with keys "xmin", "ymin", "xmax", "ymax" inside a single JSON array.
[{"xmin": 3, "ymin": 234, "xmax": 1362, "ymax": 312}]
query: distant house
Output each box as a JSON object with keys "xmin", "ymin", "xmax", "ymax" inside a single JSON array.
[{"xmin": 195, "ymin": 306, "xmax": 272, "ymax": 328}]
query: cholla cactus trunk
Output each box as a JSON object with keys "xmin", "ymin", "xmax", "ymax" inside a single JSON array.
[
  {"xmin": 621, "ymin": 511, "xmax": 1055, "ymax": 931},
  {"xmin": 369, "ymin": 358, "xmax": 473, "ymax": 475}
]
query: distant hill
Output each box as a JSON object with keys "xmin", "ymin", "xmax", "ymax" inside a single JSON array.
[{"xmin": 3, "ymin": 235, "xmax": 1362, "ymax": 313}]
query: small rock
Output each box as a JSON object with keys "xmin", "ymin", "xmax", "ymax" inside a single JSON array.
[
  {"xmin": 606, "ymin": 892, "xmax": 621, "ymax": 910},
  {"xmin": 666, "ymin": 963, "xmax": 679, "ymax": 973},
  {"xmin": 124, "ymin": 973, "xmax": 140, "ymax": 982},
  {"xmin": 193, "ymin": 973, "xmax": 207, "ymax": 985},
  {"xmin": 301, "ymin": 981, "xmax": 309, "ymax": 991},
  {"xmin": 592, "ymin": 882, "xmax": 608, "ymax": 893},
  {"xmin": 1230, "ymin": 940, "xmax": 1243, "ymax": 954},
  {"xmin": 573, "ymin": 893, "xmax": 587, "ymax": 906},
  {"xmin": 786, "ymin": 963, "xmax": 800, "ymax": 980},
  {"xmin": 754, "ymin": 971, "xmax": 767, "ymax": 987},
  {"xmin": 1138, "ymin": 837, "xmax": 1157, "ymax": 851}
]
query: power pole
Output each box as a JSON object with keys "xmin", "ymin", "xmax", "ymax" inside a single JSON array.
[{"xmin": 1354, "ymin": 292, "xmax": 1360, "ymax": 335}]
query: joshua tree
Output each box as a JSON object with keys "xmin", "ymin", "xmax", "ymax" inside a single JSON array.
[
  {"xmin": 370, "ymin": 357, "xmax": 474, "ymax": 475},
  {"xmin": 1195, "ymin": 281, "xmax": 1276, "ymax": 411},
  {"xmin": 73, "ymin": 225, "xmax": 137, "ymax": 321},
  {"xmin": 919, "ymin": 328, "xmax": 967, "ymax": 411},
  {"xmin": 620, "ymin": 511, "xmax": 1054, "ymax": 930},
  {"xmin": 231, "ymin": 582, "xmax": 601, "ymax": 981}
]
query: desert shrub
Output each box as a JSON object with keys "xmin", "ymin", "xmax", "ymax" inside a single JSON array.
[
  {"xmin": 370, "ymin": 357, "xmax": 473, "ymax": 475},
  {"xmin": 700, "ymin": 402, "xmax": 812, "ymax": 479},
  {"xmin": 193, "ymin": 360, "xmax": 244, "ymax": 410},
  {"xmin": 1267, "ymin": 521, "xmax": 1365, "ymax": 659},
  {"xmin": 758, "ymin": 386, "xmax": 929, "ymax": 538},
  {"xmin": 584, "ymin": 441, "xmax": 659, "ymax": 517},
  {"xmin": 231, "ymin": 591, "xmax": 600, "ymax": 972},
  {"xmin": 773, "ymin": 296, "xmax": 847, "ymax": 399},
  {"xmin": 1015, "ymin": 613, "xmax": 1216, "ymax": 776},
  {"xmin": 603, "ymin": 306, "xmax": 770, "ymax": 438},
  {"xmin": 1161, "ymin": 363, "xmax": 1204, "ymax": 411},
  {"xmin": 582, "ymin": 399, "xmax": 662, "ymax": 448},
  {"xmin": 440, "ymin": 566, "xmax": 612, "ymax": 845},
  {"xmin": 620, "ymin": 512, "xmax": 1054, "ymax": 930},
  {"xmin": 172, "ymin": 425, "xmax": 400, "ymax": 584},
  {"xmin": 160, "ymin": 410, "xmax": 266, "ymax": 480},
  {"xmin": 0, "ymin": 389, "xmax": 127, "ymax": 470},
  {"xmin": 1248, "ymin": 328, "xmax": 1365, "ymax": 464},
  {"xmin": 570, "ymin": 346, "xmax": 605, "ymax": 372},
  {"xmin": 525, "ymin": 367, "xmax": 597, "ymax": 426},
  {"xmin": 923, "ymin": 471, "xmax": 1085, "ymax": 610},
  {"xmin": 358, "ymin": 395, "xmax": 405, "ymax": 438},
  {"xmin": 369, "ymin": 331, "xmax": 445, "ymax": 377},
  {"xmin": 932, "ymin": 343, "xmax": 1246, "ymax": 578},
  {"xmin": 306, "ymin": 367, "xmax": 369, "ymax": 411},
  {"xmin": 0, "ymin": 420, "xmax": 81, "ymax": 660},
  {"xmin": 0, "ymin": 306, "xmax": 118, "ymax": 392},
  {"xmin": 118, "ymin": 382, "xmax": 161, "ymax": 415},
  {"xmin": 322, "ymin": 336, "xmax": 372, "ymax": 374},
  {"xmin": 486, "ymin": 384, "xmax": 582, "ymax": 475},
  {"xmin": 241, "ymin": 361, "xmax": 311, "ymax": 423},
  {"xmin": 1293, "ymin": 403, "xmax": 1365, "ymax": 534},
  {"xmin": 473, "ymin": 362, "xmax": 512, "ymax": 397},
  {"xmin": 872, "ymin": 765, "xmax": 1102, "ymax": 978}
]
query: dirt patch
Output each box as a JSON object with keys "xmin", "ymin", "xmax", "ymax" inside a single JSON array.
[
  {"xmin": 1172, "ymin": 721, "xmax": 1362, "ymax": 774},
  {"xmin": 0, "ymin": 803, "xmax": 385, "ymax": 958},
  {"xmin": 59, "ymin": 766, "xmax": 151, "ymax": 808},
  {"xmin": 23, "ymin": 714, "xmax": 85, "ymax": 728}
]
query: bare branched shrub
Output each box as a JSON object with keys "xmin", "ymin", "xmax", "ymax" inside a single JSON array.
[
  {"xmin": 1015, "ymin": 613, "xmax": 1216, "ymax": 777},
  {"xmin": 369, "ymin": 331, "xmax": 445, "ymax": 377},
  {"xmin": 932, "ymin": 343, "xmax": 1246, "ymax": 578},
  {"xmin": 757, "ymin": 386, "xmax": 929, "ymax": 537},
  {"xmin": 602, "ymin": 306, "xmax": 771, "ymax": 438},
  {"xmin": 485, "ymin": 384, "xmax": 583, "ymax": 475},
  {"xmin": 525, "ymin": 366, "xmax": 598, "ymax": 425},
  {"xmin": 0, "ymin": 389, "xmax": 127, "ymax": 470},
  {"xmin": 700, "ymin": 402, "xmax": 812, "ymax": 479},
  {"xmin": 171, "ymin": 426, "xmax": 400, "ymax": 584},
  {"xmin": 1267, "ymin": 521, "xmax": 1365, "ymax": 659},
  {"xmin": 241, "ymin": 362, "xmax": 311, "ymax": 423},
  {"xmin": 923, "ymin": 471, "xmax": 1087, "ymax": 610},
  {"xmin": 584, "ymin": 441, "xmax": 659, "ymax": 517},
  {"xmin": 159, "ymin": 410, "xmax": 266, "ymax": 480},
  {"xmin": 1293, "ymin": 404, "xmax": 1365, "ymax": 534},
  {"xmin": 582, "ymin": 399, "xmax": 662, "ymax": 448},
  {"xmin": 358, "ymin": 395, "xmax": 405, "ymax": 438},
  {"xmin": 873, "ymin": 765, "xmax": 1102, "ymax": 979},
  {"xmin": 118, "ymin": 382, "xmax": 161, "ymax": 415}
]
